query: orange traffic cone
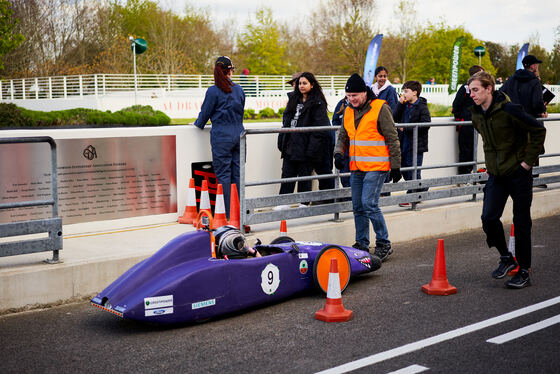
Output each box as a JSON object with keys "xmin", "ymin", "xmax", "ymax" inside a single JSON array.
[
  {"xmin": 422, "ymin": 239, "xmax": 457, "ymax": 296},
  {"xmin": 507, "ymin": 224, "xmax": 519, "ymax": 276},
  {"xmin": 229, "ymin": 183, "xmax": 240, "ymax": 230},
  {"xmin": 280, "ymin": 220, "xmax": 287, "ymax": 236},
  {"xmin": 178, "ymin": 178, "xmax": 197, "ymax": 224},
  {"xmin": 213, "ymin": 184, "xmax": 228, "ymax": 228},
  {"xmin": 315, "ymin": 258, "xmax": 353, "ymax": 322},
  {"xmin": 193, "ymin": 180, "xmax": 211, "ymax": 227}
]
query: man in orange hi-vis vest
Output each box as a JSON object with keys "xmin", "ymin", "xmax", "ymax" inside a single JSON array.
[{"xmin": 334, "ymin": 73, "xmax": 402, "ymax": 262}]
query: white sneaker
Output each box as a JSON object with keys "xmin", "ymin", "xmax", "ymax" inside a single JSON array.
[{"xmin": 273, "ymin": 205, "xmax": 290, "ymax": 211}]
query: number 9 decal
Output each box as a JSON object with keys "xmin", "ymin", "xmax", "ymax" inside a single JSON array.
[{"xmin": 261, "ymin": 263, "xmax": 280, "ymax": 295}]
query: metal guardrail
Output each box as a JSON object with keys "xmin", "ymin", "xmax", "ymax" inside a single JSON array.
[
  {"xmin": 239, "ymin": 118, "xmax": 560, "ymax": 227},
  {"xmin": 2, "ymin": 74, "xmax": 559, "ymax": 103},
  {"xmin": 0, "ymin": 137, "xmax": 62, "ymax": 262}
]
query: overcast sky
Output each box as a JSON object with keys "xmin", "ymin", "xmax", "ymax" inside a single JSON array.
[{"xmin": 163, "ymin": 0, "xmax": 559, "ymax": 52}]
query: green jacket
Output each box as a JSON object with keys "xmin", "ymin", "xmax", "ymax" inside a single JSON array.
[{"xmin": 470, "ymin": 91, "xmax": 546, "ymax": 177}]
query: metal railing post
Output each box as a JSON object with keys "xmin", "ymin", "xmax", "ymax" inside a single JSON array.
[
  {"xmin": 63, "ymin": 76, "xmax": 67, "ymax": 98},
  {"xmin": 48, "ymin": 77, "xmax": 52, "ymax": 99},
  {"xmin": 94, "ymin": 74, "xmax": 98, "ymax": 97},
  {"xmin": 10, "ymin": 79, "xmax": 14, "ymax": 100},
  {"xmin": 411, "ymin": 125, "xmax": 419, "ymax": 210},
  {"xmin": 79, "ymin": 75, "xmax": 83, "ymax": 97},
  {"xmin": 22, "ymin": 78, "xmax": 25, "ymax": 99},
  {"xmin": 239, "ymin": 131, "xmax": 247, "ymax": 229}
]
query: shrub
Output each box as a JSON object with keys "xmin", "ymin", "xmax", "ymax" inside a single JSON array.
[
  {"xmin": 244, "ymin": 109, "xmax": 256, "ymax": 119},
  {"xmin": 257, "ymin": 107, "xmax": 276, "ymax": 119},
  {"xmin": 0, "ymin": 104, "xmax": 171, "ymax": 127},
  {"xmin": 277, "ymin": 107, "xmax": 285, "ymax": 117},
  {"xmin": 0, "ymin": 103, "xmax": 33, "ymax": 127}
]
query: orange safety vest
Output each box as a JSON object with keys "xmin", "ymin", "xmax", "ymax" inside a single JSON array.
[{"xmin": 344, "ymin": 99, "xmax": 390, "ymax": 172}]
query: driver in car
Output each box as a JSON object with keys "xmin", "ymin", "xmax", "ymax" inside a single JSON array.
[{"xmin": 214, "ymin": 225, "xmax": 262, "ymax": 259}]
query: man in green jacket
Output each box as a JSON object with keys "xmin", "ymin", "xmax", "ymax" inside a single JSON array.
[{"xmin": 468, "ymin": 71, "xmax": 546, "ymax": 289}]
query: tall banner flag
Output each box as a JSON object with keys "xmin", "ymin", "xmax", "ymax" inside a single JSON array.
[
  {"xmin": 363, "ymin": 34, "xmax": 383, "ymax": 87},
  {"xmin": 448, "ymin": 37, "xmax": 464, "ymax": 94},
  {"xmin": 516, "ymin": 43, "xmax": 529, "ymax": 70}
]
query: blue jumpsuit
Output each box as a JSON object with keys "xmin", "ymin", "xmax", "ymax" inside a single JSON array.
[{"xmin": 194, "ymin": 83, "xmax": 245, "ymax": 218}]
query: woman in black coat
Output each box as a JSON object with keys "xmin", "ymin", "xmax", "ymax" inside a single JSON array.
[{"xmin": 277, "ymin": 72, "xmax": 330, "ymax": 201}]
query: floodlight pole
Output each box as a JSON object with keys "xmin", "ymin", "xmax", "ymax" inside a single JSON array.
[{"xmin": 130, "ymin": 36, "xmax": 137, "ymax": 106}]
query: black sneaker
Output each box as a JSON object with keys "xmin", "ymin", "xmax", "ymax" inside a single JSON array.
[
  {"xmin": 374, "ymin": 243, "xmax": 393, "ymax": 262},
  {"xmin": 370, "ymin": 255, "xmax": 382, "ymax": 272},
  {"xmin": 352, "ymin": 242, "xmax": 370, "ymax": 253},
  {"xmin": 505, "ymin": 269, "xmax": 531, "ymax": 289},
  {"xmin": 492, "ymin": 255, "xmax": 517, "ymax": 279}
]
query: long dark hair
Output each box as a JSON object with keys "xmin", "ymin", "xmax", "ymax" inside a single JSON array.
[
  {"xmin": 214, "ymin": 64, "xmax": 233, "ymax": 93},
  {"xmin": 285, "ymin": 72, "xmax": 328, "ymax": 113}
]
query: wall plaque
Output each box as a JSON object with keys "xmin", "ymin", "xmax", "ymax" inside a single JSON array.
[{"xmin": 0, "ymin": 136, "xmax": 177, "ymax": 225}]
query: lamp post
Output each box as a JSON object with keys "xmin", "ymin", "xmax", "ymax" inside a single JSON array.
[
  {"xmin": 474, "ymin": 46, "xmax": 486, "ymax": 66},
  {"xmin": 129, "ymin": 36, "xmax": 148, "ymax": 106}
]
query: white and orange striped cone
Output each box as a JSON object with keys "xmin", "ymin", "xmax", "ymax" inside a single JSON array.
[
  {"xmin": 213, "ymin": 184, "xmax": 228, "ymax": 229},
  {"xmin": 178, "ymin": 178, "xmax": 197, "ymax": 224},
  {"xmin": 194, "ymin": 180, "xmax": 211, "ymax": 227},
  {"xmin": 280, "ymin": 220, "xmax": 287, "ymax": 236},
  {"xmin": 507, "ymin": 224, "xmax": 520, "ymax": 276},
  {"xmin": 315, "ymin": 258, "xmax": 353, "ymax": 322}
]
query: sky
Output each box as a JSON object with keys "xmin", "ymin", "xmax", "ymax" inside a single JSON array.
[{"xmin": 162, "ymin": 0, "xmax": 559, "ymax": 52}]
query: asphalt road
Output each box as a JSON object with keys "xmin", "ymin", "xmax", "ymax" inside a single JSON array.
[{"xmin": 1, "ymin": 215, "xmax": 559, "ymax": 374}]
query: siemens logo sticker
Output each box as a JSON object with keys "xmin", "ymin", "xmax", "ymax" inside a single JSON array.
[
  {"xmin": 145, "ymin": 307, "xmax": 174, "ymax": 317},
  {"xmin": 192, "ymin": 299, "xmax": 216, "ymax": 310},
  {"xmin": 144, "ymin": 295, "xmax": 173, "ymax": 310}
]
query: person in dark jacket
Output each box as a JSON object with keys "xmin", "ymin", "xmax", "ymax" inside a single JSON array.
[
  {"xmin": 194, "ymin": 56, "xmax": 245, "ymax": 218},
  {"xmin": 500, "ymin": 55, "xmax": 547, "ymax": 118},
  {"xmin": 332, "ymin": 98, "xmax": 351, "ymax": 187},
  {"xmin": 500, "ymin": 54, "xmax": 548, "ymax": 187},
  {"xmin": 468, "ymin": 71, "xmax": 546, "ymax": 289},
  {"xmin": 393, "ymin": 80, "xmax": 431, "ymax": 201},
  {"xmin": 452, "ymin": 65, "xmax": 484, "ymax": 175},
  {"xmin": 371, "ymin": 66, "xmax": 399, "ymax": 112},
  {"xmin": 276, "ymin": 72, "xmax": 329, "ymax": 206}
]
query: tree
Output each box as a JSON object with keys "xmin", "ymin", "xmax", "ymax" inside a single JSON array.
[
  {"xmin": 236, "ymin": 7, "xmax": 289, "ymax": 75},
  {"xmin": 405, "ymin": 24, "xmax": 496, "ymax": 84},
  {"xmin": 378, "ymin": 0, "xmax": 419, "ymax": 82},
  {"xmin": 549, "ymin": 26, "xmax": 560, "ymax": 85},
  {"xmin": 0, "ymin": 0, "xmax": 24, "ymax": 71},
  {"xmin": 307, "ymin": 0, "xmax": 376, "ymax": 75}
]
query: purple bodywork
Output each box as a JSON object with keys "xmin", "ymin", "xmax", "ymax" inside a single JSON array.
[{"xmin": 91, "ymin": 230, "xmax": 376, "ymax": 324}]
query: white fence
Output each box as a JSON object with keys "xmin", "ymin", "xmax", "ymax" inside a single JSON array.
[{"xmin": 2, "ymin": 74, "xmax": 559, "ymax": 118}]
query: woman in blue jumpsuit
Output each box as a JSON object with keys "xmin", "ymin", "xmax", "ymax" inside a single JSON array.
[{"xmin": 194, "ymin": 56, "xmax": 245, "ymax": 218}]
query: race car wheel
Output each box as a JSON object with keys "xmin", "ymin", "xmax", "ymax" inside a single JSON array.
[
  {"xmin": 269, "ymin": 236, "xmax": 295, "ymax": 244},
  {"xmin": 313, "ymin": 245, "xmax": 351, "ymax": 294}
]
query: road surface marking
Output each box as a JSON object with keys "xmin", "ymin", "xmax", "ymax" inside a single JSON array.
[
  {"xmin": 315, "ymin": 296, "xmax": 560, "ymax": 374},
  {"xmin": 387, "ymin": 364, "xmax": 429, "ymax": 374},
  {"xmin": 486, "ymin": 314, "xmax": 560, "ymax": 344}
]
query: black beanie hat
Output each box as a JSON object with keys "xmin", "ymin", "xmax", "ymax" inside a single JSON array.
[{"xmin": 345, "ymin": 73, "xmax": 367, "ymax": 93}]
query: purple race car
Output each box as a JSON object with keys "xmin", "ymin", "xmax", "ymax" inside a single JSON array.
[{"xmin": 91, "ymin": 227, "xmax": 381, "ymax": 324}]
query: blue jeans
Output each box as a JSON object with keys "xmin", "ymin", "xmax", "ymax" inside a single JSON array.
[
  {"xmin": 351, "ymin": 170, "xmax": 390, "ymax": 248},
  {"xmin": 402, "ymin": 134, "xmax": 427, "ymax": 193}
]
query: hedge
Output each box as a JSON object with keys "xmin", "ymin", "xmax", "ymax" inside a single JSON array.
[{"xmin": 0, "ymin": 104, "xmax": 171, "ymax": 128}]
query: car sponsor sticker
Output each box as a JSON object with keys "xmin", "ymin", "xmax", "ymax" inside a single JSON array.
[
  {"xmin": 298, "ymin": 253, "xmax": 308, "ymax": 259},
  {"xmin": 92, "ymin": 297, "xmax": 102, "ymax": 304},
  {"xmin": 261, "ymin": 263, "xmax": 280, "ymax": 295},
  {"xmin": 357, "ymin": 256, "xmax": 372, "ymax": 269},
  {"xmin": 144, "ymin": 295, "xmax": 173, "ymax": 310},
  {"xmin": 299, "ymin": 260, "xmax": 308, "ymax": 274},
  {"xmin": 296, "ymin": 241, "xmax": 323, "ymax": 246},
  {"xmin": 145, "ymin": 307, "xmax": 173, "ymax": 317},
  {"xmin": 192, "ymin": 299, "xmax": 216, "ymax": 310}
]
